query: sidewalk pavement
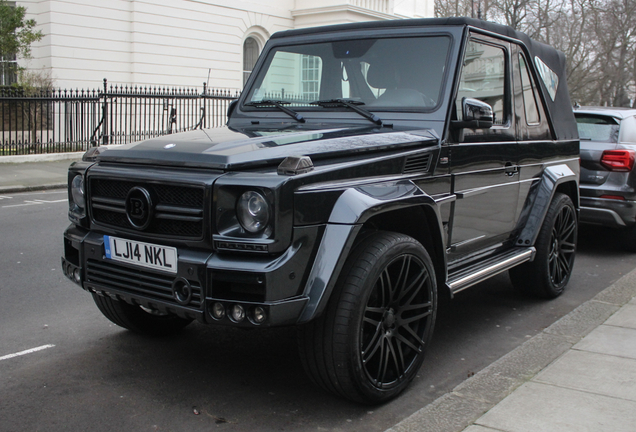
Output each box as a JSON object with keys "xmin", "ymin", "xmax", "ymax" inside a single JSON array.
[
  {"xmin": 388, "ymin": 269, "xmax": 636, "ymax": 432},
  {"xmin": 2, "ymin": 155, "xmax": 636, "ymax": 432},
  {"xmin": 0, "ymin": 152, "xmax": 82, "ymax": 194}
]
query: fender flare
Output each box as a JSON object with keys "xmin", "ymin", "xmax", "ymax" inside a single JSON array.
[
  {"xmin": 297, "ymin": 180, "xmax": 447, "ymax": 323},
  {"xmin": 516, "ymin": 163, "xmax": 579, "ymax": 246}
]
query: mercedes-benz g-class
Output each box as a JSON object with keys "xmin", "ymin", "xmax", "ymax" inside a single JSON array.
[{"xmin": 62, "ymin": 17, "xmax": 579, "ymax": 403}]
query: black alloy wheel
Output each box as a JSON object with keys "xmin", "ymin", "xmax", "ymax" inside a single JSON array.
[
  {"xmin": 548, "ymin": 201, "xmax": 577, "ymax": 286},
  {"xmin": 298, "ymin": 231, "xmax": 437, "ymax": 404},
  {"xmin": 360, "ymin": 250, "xmax": 434, "ymax": 389},
  {"xmin": 510, "ymin": 193, "xmax": 577, "ymax": 298}
]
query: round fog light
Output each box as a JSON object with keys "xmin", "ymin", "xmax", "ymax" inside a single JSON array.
[
  {"xmin": 211, "ymin": 302, "xmax": 226, "ymax": 319},
  {"xmin": 252, "ymin": 306, "xmax": 267, "ymax": 324},
  {"xmin": 73, "ymin": 268, "xmax": 81, "ymax": 283},
  {"xmin": 231, "ymin": 304, "xmax": 246, "ymax": 322}
]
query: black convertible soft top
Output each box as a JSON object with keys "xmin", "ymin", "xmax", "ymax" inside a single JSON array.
[{"xmin": 271, "ymin": 17, "xmax": 578, "ymax": 141}]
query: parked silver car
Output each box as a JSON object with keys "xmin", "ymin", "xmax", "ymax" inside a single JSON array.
[{"xmin": 575, "ymin": 106, "xmax": 636, "ymax": 251}]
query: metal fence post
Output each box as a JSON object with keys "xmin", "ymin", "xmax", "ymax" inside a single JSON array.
[{"xmin": 102, "ymin": 78, "xmax": 109, "ymax": 145}]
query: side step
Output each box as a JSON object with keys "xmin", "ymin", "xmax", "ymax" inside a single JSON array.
[{"xmin": 447, "ymin": 247, "xmax": 535, "ymax": 294}]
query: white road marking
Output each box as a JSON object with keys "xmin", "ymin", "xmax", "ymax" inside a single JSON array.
[
  {"xmin": 0, "ymin": 344, "xmax": 56, "ymax": 362},
  {"xmin": 0, "ymin": 195, "xmax": 12, "ymax": 200}
]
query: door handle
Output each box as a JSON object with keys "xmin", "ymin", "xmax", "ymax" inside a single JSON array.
[{"xmin": 505, "ymin": 163, "xmax": 518, "ymax": 177}]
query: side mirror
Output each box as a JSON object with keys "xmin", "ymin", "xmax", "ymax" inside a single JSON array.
[{"xmin": 451, "ymin": 97, "xmax": 494, "ymax": 129}]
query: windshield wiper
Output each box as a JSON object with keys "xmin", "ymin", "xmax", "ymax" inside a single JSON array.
[
  {"xmin": 244, "ymin": 100, "xmax": 305, "ymax": 123},
  {"xmin": 310, "ymin": 99, "xmax": 382, "ymax": 126}
]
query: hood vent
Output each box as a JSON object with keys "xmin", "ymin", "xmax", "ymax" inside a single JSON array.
[{"xmin": 403, "ymin": 154, "xmax": 431, "ymax": 174}]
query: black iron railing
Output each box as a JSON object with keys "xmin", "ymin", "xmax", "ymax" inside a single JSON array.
[{"xmin": 0, "ymin": 79, "xmax": 240, "ymax": 155}]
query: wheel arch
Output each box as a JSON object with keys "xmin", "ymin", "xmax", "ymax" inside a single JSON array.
[
  {"xmin": 361, "ymin": 205, "xmax": 447, "ymax": 299},
  {"xmin": 555, "ymin": 180, "xmax": 579, "ymax": 210},
  {"xmin": 517, "ymin": 162, "xmax": 579, "ymax": 246},
  {"xmin": 297, "ymin": 181, "xmax": 448, "ymax": 323}
]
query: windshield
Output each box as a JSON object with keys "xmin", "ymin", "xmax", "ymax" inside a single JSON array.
[
  {"xmin": 576, "ymin": 114, "xmax": 619, "ymax": 143},
  {"xmin": 244, "ymin": 35, "xmax": 451, "ymax": 111}
]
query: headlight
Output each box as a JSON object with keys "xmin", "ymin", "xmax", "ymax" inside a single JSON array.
[
  {"xmin": 71, "ymin": 175, "xmax": 85, "ymax": 210},
  {"xmin": 237, "ymin": 190, "xmax": 270, "ymax": 233}
]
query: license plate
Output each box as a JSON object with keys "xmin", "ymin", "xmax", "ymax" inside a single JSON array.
[{"xmin": 104, "ymin": 235, "xmax": 177, "ymax": 274}]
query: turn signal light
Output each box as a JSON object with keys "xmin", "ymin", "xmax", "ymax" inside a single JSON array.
[{"xmin": 601, "ymin": 150, "xmax": 635, "ymax": 172}]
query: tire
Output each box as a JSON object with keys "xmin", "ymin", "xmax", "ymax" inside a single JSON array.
[
  {"xmin": 509, "ymin": 193, "xmax": 577, "ymax": 298},
  {"xmin": 92, "ymin": 294, "xmax": 193, "ymax": 336},
  {"xmin": 298, "ymin": 231, "xmax": 437, "ymax": 404},
  {"xmin": 619, "ymin": 225, "xmax": 636, "ymax": 252}
]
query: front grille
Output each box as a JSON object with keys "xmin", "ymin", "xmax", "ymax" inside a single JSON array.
[
  {"xmin": 89, "ymin": 178, "xmax": 205, "ymax": 239},
  {"xmin": 86, "ymin": 259, "xmax": 203, "ymax": 308}
]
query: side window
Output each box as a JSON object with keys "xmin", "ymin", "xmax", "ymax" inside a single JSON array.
[
  {"xmin": 513, "ymin": 46, "xmax": 552, "ymax": 141},
  {"xmin": 456, "ymin": 40, "xmax": 508, "ymax": 126},
  {"xmin": 519, "ymin": 54, "xmax": 540, "ymax": 124}
]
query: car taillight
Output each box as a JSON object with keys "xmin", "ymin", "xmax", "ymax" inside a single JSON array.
[
  {"xmin": 600, "ymin": 195, "xmax": 626, "ymax": 201},
  {"xmin": 600, "ymin": 149, "xmax": 635, "ymax": 172}
]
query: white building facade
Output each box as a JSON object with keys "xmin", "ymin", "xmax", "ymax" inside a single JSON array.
[{"xmin": 18, "ymin": 0, "xmax": 433, "ymax": 91}]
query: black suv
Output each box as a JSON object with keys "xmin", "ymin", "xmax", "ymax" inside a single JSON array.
[{"xmin": 62, "ymin": 18, "xmax": 580, "ymax": 404}]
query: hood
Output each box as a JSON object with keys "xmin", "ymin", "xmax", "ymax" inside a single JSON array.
[{"xmin": 96, "ymin": 126, "xmax": 438, "ymax": 170}]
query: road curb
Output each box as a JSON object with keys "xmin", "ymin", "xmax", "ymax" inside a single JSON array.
[
  {"xmin": 386, "ymin": 269, "xmax": 636, "ymax": 432},
  {"xmin": 0, "ymin": 183, "xmax": 67, "ymax": 194},
  {"xmin": 0, "ymin": 152, "xmax": 84, "ymax": 164}
]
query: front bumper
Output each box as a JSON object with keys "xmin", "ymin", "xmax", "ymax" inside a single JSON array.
[{"xmin": 62, "ymin": 224, "xmax": 322, "ymax": 327}]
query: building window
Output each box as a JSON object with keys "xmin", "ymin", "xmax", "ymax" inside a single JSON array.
[
  {"xmin": 0, "ymin": 54, "xmax": 17, "ymax": 86},
  {"xmin": 301, "ymin": 55, "xmax": 321, "ymax": 101},
  {"xmin": 1, "ymin": 1, "xmax": 17, "ymax": 86},
  {"xmin": 243, "ymin": 37, "xmax": 259, "ymax": 86}
]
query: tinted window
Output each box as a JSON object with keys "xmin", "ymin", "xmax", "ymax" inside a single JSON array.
[
  {"xmin": 456, "ymin": 40, "xmax": 507, "ymax": 125},
  {"xmin": 519, "ymin": 54, "xmax": 540, "ymax": 124},
  {"xmin": 576, "ymin": 115, "xmax": 619, "ymax": 143}
]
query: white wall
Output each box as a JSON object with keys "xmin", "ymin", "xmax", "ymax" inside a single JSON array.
[{"xmin": 18, "ymin": 0, "xmax": 432, "ymax": 91}]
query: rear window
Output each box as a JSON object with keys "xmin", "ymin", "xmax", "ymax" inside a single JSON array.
[{"xmin": 575, "ymin": 114, "xmax": 619, "ymax": 143}]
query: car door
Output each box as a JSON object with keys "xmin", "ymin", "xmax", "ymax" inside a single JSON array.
[{"xmin": 447, "ymin": 35, "xmax": 519, "ymax": 262}]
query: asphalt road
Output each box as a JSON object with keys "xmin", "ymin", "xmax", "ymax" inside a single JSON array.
[{"xmin": 2, "ymin": 190, "xmax": 635, "ymax": 432}]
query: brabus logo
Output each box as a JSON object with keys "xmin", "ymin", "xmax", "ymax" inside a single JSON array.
[
  {"xmin": 129, "ymin": 198, "xmax": 146, "ymax": 217},
  {"xmin": 125, "ymin": 187, "xmax": 153, "ymax": 230}
]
